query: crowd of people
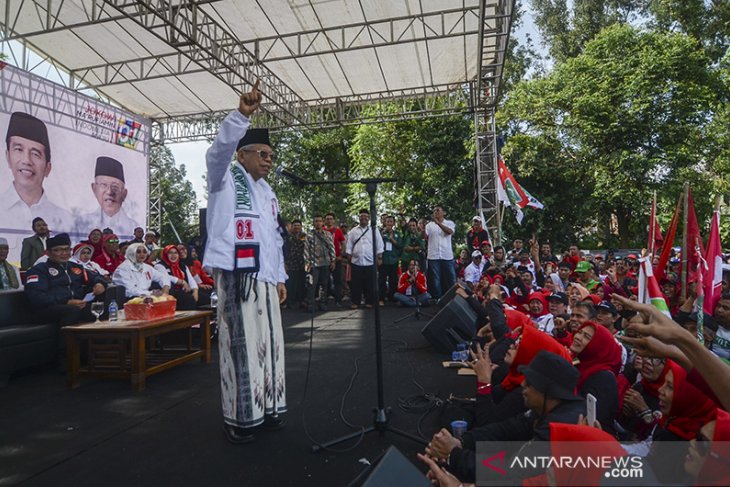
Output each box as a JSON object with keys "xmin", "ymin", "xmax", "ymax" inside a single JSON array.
[
  {"xmin": 0, "ymin": 219, "xmax": 212, "ymax": 327},
  {"xmin": 3, "ymin": 81, "xmax": 730, "ymax": 483}
]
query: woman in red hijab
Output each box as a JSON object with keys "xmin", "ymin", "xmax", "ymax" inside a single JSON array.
[
  {"xmin": 84, "ymin": 228, "xmax": 103, "ymax": 257},
  {"xmin": 527, "ymin": 292, "xmax": 554, "ymax": 333},
  {"xmin": 647, "ymin": 360, "xmax": 717, "ymax": 484},
  {"xmin": 522, "ymin": 423, "xmax": 628, "ymax": 486},
  {"xmin": 618, "ymin": 356, "xmax": 672, "ymax": 441},
  {"xmin": 472, "ymin": 326, "xmax": 571, "ymax": 427},
  {"xmin": 92, "ymin": 233, "xmax": 124, "ymax": 274},
  {"xmin": 688, "ymin": 409, "xmax": 730, "ymax": 486},
  {"xmin": 570, "ymin": 321, "xmax": 622, "ymax": 435},
  {"xmin": 154, "ymin": 244, "xmax": 199, "ymax": 310}
]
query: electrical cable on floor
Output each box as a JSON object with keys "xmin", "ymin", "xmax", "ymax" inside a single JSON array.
[{"xmin": 299, "ymin": 306, "xmax": 368, "ymax": 453}]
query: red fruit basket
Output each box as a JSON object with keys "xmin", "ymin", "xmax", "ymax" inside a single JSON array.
[{"xmin": 124, "ymin": 298, "xmax": 177, "ymax": 321}]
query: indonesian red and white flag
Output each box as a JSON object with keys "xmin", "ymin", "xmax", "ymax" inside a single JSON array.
[
  {"xmin": 639, "ymin": 257, "xmax": 671, "ymax": 318},
  {"xmin": 703, "ymin": 209, "xmax": 723, "ymax": 315},
  {"xmin": 497, "ymin": 157, "xmax": 544, "ymax": 224}
]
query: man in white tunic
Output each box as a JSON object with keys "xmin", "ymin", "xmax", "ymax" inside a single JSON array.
[
  {"xmin": 203, "ymin": 81, "xmax": 288, "ymax": 444},
  {"xmin": 1, "ymin": 112, "xmax": 73, "ymax": 264}
]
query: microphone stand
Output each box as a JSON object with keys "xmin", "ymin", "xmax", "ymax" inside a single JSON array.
[{"xmin": 280, "ymin": 173, "xmax": 426, "ymax": 451}]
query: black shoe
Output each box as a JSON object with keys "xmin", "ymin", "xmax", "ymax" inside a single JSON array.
[
  {"xmin": 318, "ymin": 303, "xmax": 327, "ymax": 312},
  {"xmin": 262, "ymin": 416, "xmax": 287, "ymax": 430},
  {"xmin": 223, "ymin": 424, "xmax": 255, "ymax": 444}
]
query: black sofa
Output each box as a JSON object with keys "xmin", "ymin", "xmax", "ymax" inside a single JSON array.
[{"xmin": 0, "ymin": 290, "xmax": 57, "ymax": 386}]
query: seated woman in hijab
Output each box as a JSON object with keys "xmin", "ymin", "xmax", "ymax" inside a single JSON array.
[
  {"xmin": 84, "ymin": 228, "xmax": 104, "ymax": 256},
  {"xmin": 570, "ymin": 321, "xmax": 623, "ymax": 436},
  {"xmin": 113, "ymin": 243, "xmax": 171, "ymax": 300},
  {"xmin": 177, "ymin": 244, "xmax": 214, "ymax": 289},
  {"xmin": 647, "ymin": 360, "xmax": 717, "ymax": 484},
  {"xmin": 685, "ymin": 408, "xmax": 730, "ymax": 486},
  {"xmin": 71, "ymin": 242, "xmax": 110, "ymax": 280},
  {"xmin": 154, "ymin": 245, "xmax": 201, "ymax": 310}
]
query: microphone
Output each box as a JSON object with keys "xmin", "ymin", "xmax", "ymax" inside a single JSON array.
[{"xmin": 275, "ymin": 166, "xmax": 309, "ymax": 186}]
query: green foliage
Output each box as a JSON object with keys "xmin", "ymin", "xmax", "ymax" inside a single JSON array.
[
  {"xmin": 149, "ymin": 145, "xmax": 199, "ymax": 244},
  {"xmin": 347, "ymin": 104, "xmax": 474, "ymax": 239},
  {"xmin": 529, "ymin": 0, "xmax": 641, "ymax": 62},
  {"xmin": 269, "ymin": 100, "xmax": 475, "ymax": 243},
  {"xmin": 646, "ymin": 0, "xmax": 730, "ymax": 62},
  {"xmin": 498, "ymin": 25, "xmax": 725, "ymax": 247},
  {"xmin": 270, "ymin": 126, "xmax": 355, "ymax": 223}
]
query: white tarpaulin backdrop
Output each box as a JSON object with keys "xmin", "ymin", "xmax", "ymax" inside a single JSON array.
[{"xmin": 0, "ymin": 64, "xmax": 150, "ymax": 265}]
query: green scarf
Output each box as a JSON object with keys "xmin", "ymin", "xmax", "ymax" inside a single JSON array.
[{"xmin": 0, "ymin": 260, "xmax": 20, "ymax": 289}]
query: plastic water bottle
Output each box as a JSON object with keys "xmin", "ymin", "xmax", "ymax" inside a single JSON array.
[
  {"xmin": 108, "ymin": 299, "xmax": 118, "ymax": 322},
  {"xmin": 210, "ymin": 291, "xmax": 218, "ymax": 308}
]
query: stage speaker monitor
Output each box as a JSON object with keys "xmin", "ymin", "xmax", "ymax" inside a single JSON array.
[
  {"xmin": 437, "ymin": 280, "xmax": 472, "ymax": 308},
  {"xmin": 347, "ymin": 445, "xmax": 431, "ymax": 487},
  {"xmin": 421, "ymin": 295, "xmax": 478, "ymax": 354}
]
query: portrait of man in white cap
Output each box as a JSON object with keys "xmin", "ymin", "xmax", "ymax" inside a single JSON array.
[
  {"xmin": 76, "ymin": 156, "xmax": 139, "ymax": 237},
  {"xmin": 0, "ymin": 111, "xmax": 73, "ymax": 264}
]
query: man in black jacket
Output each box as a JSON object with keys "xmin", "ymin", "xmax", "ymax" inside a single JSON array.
[
  {"xmin": 24, "ymin": 233, "xmax": 107, "ymax": 327},
  {"xmin": 426, "ymin": 351, "xmax": 585, "ymax": 484}
]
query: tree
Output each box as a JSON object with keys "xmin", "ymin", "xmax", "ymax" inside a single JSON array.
[
  {"xmin": 270, "ymin": 126, "xmax": 355, "ymax": 224},
  {"xmin": 149, "ymin": 145, "xmax": 199, "ymax": 244},
  {"xmin": 529, "ymin": 0, "xmax": 642, "ymax": 63},
  {"xmin": 498, "ymin": 25, "xmax": 723, "ymax": 247}
]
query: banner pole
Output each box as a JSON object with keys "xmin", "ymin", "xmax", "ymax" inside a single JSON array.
[{"xmin": 681, "ymin": 182, "xmax": 690, "ymax": 302}]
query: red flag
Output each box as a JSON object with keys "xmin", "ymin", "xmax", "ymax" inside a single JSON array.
[
  {"xmin": 647, "ymin": 193, "xmax": 664, "ymax": 255},
  {"xmin": 704, "ymin": 209, "xmax": 723, "ymax": 315},
  {"xmin": 686, "ymin": 188, "xmax": 705, "ymax": 275},
  {"xmin": 655, "ymin": 195, "xmax": 681, "ymax": 282}
]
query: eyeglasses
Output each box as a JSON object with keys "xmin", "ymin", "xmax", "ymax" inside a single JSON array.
[
  {"xmin": 107, "ymin": 239, "xmax": 120, "ymax": 244},
  {"xmin": 241, "ymin": 149, "xmax": 277, "ymax": 162},
  {"xmin": 95, "ymin": 182, "xmax": 123, "ymax": 193}
]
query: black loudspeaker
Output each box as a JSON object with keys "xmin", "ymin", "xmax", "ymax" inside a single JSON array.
[
  {"xmin": 437, "ymin": 280, "xmax": 472, "ymax": 307},
  {"xmin": 421, "ymin": 295, "xmax": 478, "ymax": 353},
  {"xmin": 347, "ymin": 446, "xmax": 431, "ymax": 487}
]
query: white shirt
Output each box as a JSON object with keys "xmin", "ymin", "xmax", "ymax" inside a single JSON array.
[
  {"xmin": 154, "ymin": 263, "xmax": 198, "ymax": 290},
  {"xmin": 77, "ymin": 207, "xmax": 139, "ymax": 240},
  {"xmin": 0, "ymin": 185, "xmax": 74, "ymax": 265},
  {"xmin": 72, "ymin": 258, "xmax": 109, "ymax": 276},
  {"xmin": 346, "ymin": 225, "xmax": 384, "ymax": 266},
  {"xmin": 425, "ymin": 220, "xmax": 455, "ymax": 260},
  {"xmin": 113, "ymin": 260, "xmax": 171, "ymax": 298},
  {"xmin": 202, "ymin": 110, "xmax": 287, "ymax": 285},
  {"xmin": 464, "ymin": 262, "xmax": 484, "ymax": 284}
]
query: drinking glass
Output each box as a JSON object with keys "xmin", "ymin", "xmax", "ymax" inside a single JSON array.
[{"xmin": 90, "ymin": 301, "xmax": 104, "ymax": 323}]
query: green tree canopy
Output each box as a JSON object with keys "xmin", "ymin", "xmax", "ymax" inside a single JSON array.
[
  {"xmin": 150, "ymin": 145, "xmax": 199, "ymax": 244},
  {"xmin": 498, "ymin": 24, "xmax": 725, "ymax": 247}
]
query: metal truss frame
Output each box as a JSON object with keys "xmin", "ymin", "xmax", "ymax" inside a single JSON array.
[
  {"xmin": 475, "ymin": 110, "xmax": 501, "ymax": 244},
  {"xmin": 1, "ymin": 0, "xmax": 516, "ymax": 234}
]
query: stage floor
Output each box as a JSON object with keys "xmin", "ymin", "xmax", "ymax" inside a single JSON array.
[{"xmin": 1, "ymin": 304, "xmax": 473, "ymax": 486}]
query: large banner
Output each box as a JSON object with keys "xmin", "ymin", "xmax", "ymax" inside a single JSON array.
[{"xmin": 0, "ymin": 64, "xmax": 150, "ymax": 265}]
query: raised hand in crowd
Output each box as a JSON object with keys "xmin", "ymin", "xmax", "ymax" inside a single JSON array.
[{"xmin": 469, "ymin": 343, "xmax": 497, "ymax": 384}]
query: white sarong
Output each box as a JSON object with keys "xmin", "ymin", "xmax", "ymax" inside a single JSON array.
[{"xmin": 215, "ymin": 270, "xmax": 286, "ymax": 428}]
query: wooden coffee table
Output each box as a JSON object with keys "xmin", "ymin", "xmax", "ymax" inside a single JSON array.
[{"xmin": 63, "ymin": 310, "xmax": 213, "ymax": 391}]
